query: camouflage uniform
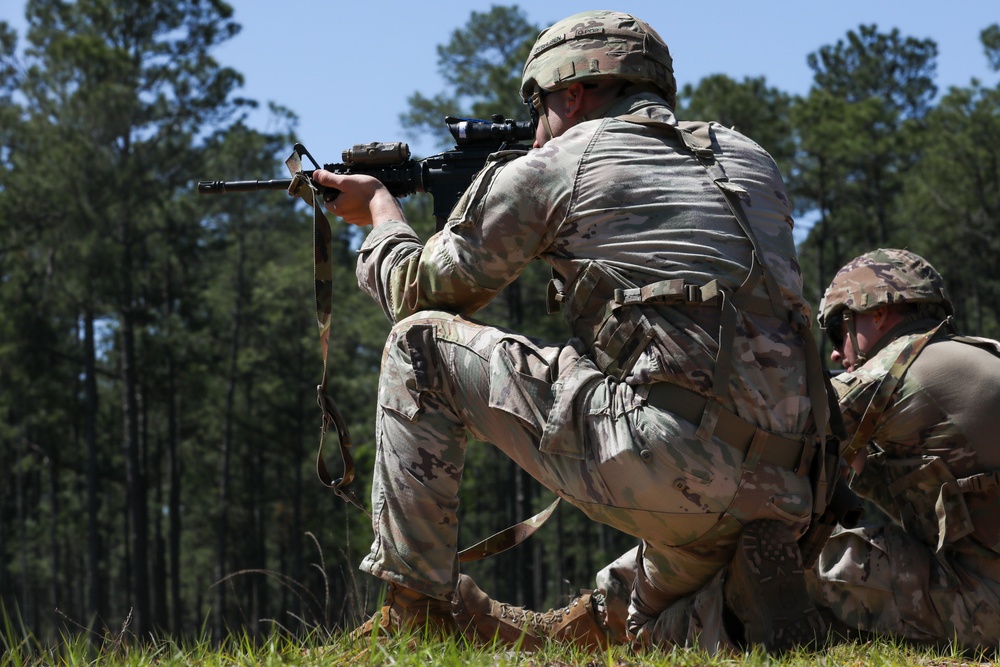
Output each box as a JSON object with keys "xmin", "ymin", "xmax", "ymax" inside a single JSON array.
[
  {"xmin": 354, "ymin": 11, "xmax": 824, "ymax": 633},
  {"xmin": 552, "ymin": 250, "xmax": 1000, "ymax": 652},
  {"xmin": 806, "ymin": 250, "xmax": 1000, "ymax": 650}
]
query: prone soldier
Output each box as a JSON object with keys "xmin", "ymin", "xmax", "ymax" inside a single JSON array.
[{"xmin": 807, "ymin": 248, "xmax": 1000, "ymax": 650}]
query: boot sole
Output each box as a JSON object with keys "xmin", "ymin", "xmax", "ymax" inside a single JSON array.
[{"xmin": 730, "ymin": 520, "xmax": 825, "ymax": 653}]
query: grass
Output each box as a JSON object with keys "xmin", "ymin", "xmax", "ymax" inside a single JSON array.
[
  {"xmin": 2, "ymin": 560, "xmax": 994, "ymax": 667},
  {"xmin": 1, "ymin": 622, "xmax": 996, "ymax": 667}
]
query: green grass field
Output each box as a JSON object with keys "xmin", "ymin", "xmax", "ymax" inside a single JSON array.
[{"xmin": 2, "ymin": 624, "xmax": 995, "ymax": 667}]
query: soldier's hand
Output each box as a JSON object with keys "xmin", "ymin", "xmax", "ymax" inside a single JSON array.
[{"xmin": 311, "ymin": 170, "xmax": 404, "ymax": 228}]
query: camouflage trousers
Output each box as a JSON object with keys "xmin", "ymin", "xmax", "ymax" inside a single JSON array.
[
  {"xmin": 594, "ymin": 546, "xmax": 735, "ymax": 650},
  {"xmin": 593, "ymin": 520, "xmax": 1000, "ymax": 652},
  {"xmin": 359, "ymin": 311, "xmax": 813, "ymax": 611},
  {"xmin": 806, "ymin": 521, "xmax": 1000, "ymax": 651}
]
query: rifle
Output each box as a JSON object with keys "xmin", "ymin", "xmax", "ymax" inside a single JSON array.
[
  {"xmin": 196, "ymin": 114, "xmax": 533, "ymax": 515},
  {"xmin": 198, "ymin": 114, "xmax": 533, "ymax": 230}
]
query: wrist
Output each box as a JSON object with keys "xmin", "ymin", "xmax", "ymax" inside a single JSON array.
[{"xmin": 370, "ymin": 190, "xmax": 405, "ymax": 229}]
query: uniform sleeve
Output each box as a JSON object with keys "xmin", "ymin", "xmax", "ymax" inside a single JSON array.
[{"xmin": 355, "ymin": 148, "xmax": 571, "ymax": 323}]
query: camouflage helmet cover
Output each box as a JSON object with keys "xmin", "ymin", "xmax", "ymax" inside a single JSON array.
[
  {"xmin": 818, "ymin": 248, "xmax": 954, "ymax": 327},
  {"xmin": 520, "ymin": 10, "xmax": 677, "ymax": 108}
]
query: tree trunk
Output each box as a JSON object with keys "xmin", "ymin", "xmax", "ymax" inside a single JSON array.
[
  {"xmin": 167, "ymin": 350, "xmax": 183, "ymax": 635},
  {"xmin": 291, "ymin": 346, "xmax": 306, "ymax": 629},
  {"xmin": 161, "ymin": 215, "xmax": 184, "ymax": 636},
  {"xmin": 48, "ymin": 442, "xmax": 60, "ymax": 633},
  {"xmin": 152, "ymin": 420, "xmax": 169, "ymax": 632},
  {"xmin": 16, "ymin": 434, "xmax": 33, "ymax": 631},
  {"xmin": 121, "ymin": 217, "xmax": 150, "ymax": 637},
  {"xmin": 83, "ymin": 307, "xmax": 104, "ymax": 625},
  {"xmin": 215, "ymin": 231, "xmax": 246, "ymax": 640}
]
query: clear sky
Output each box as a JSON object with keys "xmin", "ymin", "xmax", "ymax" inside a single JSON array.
[{"xmin": 3, "ymin": 1, "xmax": 999, "ymax": 167}]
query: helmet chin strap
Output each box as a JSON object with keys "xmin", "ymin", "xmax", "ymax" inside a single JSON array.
[
  {"xmin": 531, "ymin": 86, "xmax": 555, "ymax": 142},
  {"xmin": 842, "ymin": 310, "xmax": 869, "ymax": 366}
]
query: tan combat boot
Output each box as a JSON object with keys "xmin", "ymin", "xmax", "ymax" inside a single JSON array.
[
  {"xmin": 452, "ymin": 574, "xmax": 609, "ymax": 651},
  {"xmin": 724, "ymin": 520, "xmax": 826, "ymax": 654},
  {"xmin": 352, "ymin": 582, "xmax": 459, "ymax": 641}
]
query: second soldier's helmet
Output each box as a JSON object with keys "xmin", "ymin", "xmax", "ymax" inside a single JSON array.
[
  {"xmin": 520, "ymin": 10, "xmax": 677, "ymax": 108},
  {"xmin": 818, "ymin": 248, "xmax": 954, "ymax": 329}
]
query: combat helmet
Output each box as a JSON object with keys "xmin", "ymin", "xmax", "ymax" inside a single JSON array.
[
  {"xmin": 818, "ymin": 248, "xmax": 953, "ymax": 358},
  {"xmin": 520, "ymin": 10, "xmax": 677, "ymax": 108}
]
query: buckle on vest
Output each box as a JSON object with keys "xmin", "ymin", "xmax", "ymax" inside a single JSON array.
[
  {"xmin": 547, "ymin": 279, "xmax": 566, "ymax": 314},
  {"xmin": 614, "ymin": 287, "xmax": 642, "ymax": 305}
]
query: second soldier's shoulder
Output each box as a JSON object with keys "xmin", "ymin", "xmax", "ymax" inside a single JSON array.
[
  {"xmin": 832, "ymin": 335, "xmax": 915, "ymax": 391},
  {"xmin": 832, "ymin": 331, "xmax": 934, "ymax": 396}
]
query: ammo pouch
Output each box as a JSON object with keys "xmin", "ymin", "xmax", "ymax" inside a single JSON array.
[
  {"xmin": 556, "ymin": 260, "xmax": 654, "ymax": 379},
  {"xmin": 556, "ymin": 260, "xmax": 735, "ymax": 379},
  {"xmin": 883, "ymin": 455, "xmax": 1000, "ymax": 554}
]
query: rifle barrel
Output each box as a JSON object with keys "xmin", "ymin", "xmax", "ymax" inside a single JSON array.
[{"xmin": 197, "ymin": 179, "xmax": 293, "ymax": 194}]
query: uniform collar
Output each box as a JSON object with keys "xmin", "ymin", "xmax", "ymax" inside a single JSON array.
[{"xmin": 604, "ymin": 92, "xmax": 677, "ymax": 125}]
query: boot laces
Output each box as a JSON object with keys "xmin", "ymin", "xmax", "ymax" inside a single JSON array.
[{"xmin": 496, "ymin": 593, "xmax": 594, "ymax": 635}]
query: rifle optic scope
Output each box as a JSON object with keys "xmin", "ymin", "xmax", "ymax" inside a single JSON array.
[{"xmin": 445, "ymin": 114, "xmax": 533, "ymax": 145}]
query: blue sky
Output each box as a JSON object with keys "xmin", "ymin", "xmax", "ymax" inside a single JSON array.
[{"xmin": 3, "ymin": 2, "xmax": 998, "ymax": 175}]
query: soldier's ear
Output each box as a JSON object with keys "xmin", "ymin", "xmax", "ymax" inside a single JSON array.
[
  {"xmin": 563, "ymin": 83, "xmax": 587, "ymax": 119},
  {"xmin": 873, "ymin": 305, "xmax": 892, "ymax": 330}
]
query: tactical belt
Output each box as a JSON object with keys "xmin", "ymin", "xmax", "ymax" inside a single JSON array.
[{"xmin": 646, "ymin": 382, "xmax": 813, "ymax": 475}]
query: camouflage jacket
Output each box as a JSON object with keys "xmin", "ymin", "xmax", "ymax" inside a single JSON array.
[
  {"xmin": 835, "ymin": 325, "xmax": 1000, "ymax": 568},
  {"xmin": 356, "ymin": 92, "xmax": 813, "ymax": 434}
]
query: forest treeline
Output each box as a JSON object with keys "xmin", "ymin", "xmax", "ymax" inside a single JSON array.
[{"xmin": 1, "ymin": 2, "xmax": 998, "ymax": 645}]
